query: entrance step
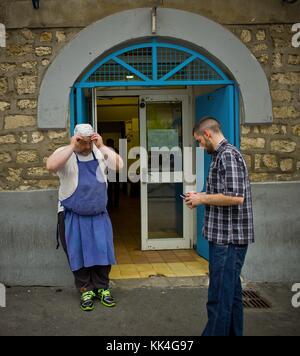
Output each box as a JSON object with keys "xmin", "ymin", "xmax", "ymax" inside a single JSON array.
[{"xmin": 111, "ymin": 259, "xmax": 208, "ymax": 280}]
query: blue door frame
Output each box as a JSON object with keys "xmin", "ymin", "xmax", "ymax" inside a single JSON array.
[{"xmin": 70, "ymin": 39, "xmax": 239, "ymax": 260}]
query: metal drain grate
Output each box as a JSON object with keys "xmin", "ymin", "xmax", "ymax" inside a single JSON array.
[{"xmin": 242, "ymin": 290, "xmax": 272, "ymax": 309}]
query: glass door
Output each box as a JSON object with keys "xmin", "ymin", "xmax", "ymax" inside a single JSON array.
[{"xmin": 139, "ymin": 95, "xmax": 191, "ymax": 250}]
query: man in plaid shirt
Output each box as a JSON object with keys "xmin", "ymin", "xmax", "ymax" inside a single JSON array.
[{"xmin": 185, "ymin": 116, "xmax": 254, "ymax": 336}]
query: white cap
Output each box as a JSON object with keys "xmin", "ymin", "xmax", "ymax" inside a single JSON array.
[{"xmin": 74, "ymin": 124, "xmax": 94, "ymax": 137}]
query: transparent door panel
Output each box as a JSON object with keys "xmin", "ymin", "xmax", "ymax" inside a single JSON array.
[
  {"xmin": 146, "ymin": 102, "xmax": 184, "ymax": 240},
  {"xmin": 147, "ymin": 183, "xmax": 183, "ymax": 239}
]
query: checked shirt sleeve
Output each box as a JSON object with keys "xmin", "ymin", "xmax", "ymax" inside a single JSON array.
[{"xmin": 221, "ymin": 151, "xmax": 245, "ymax": 198}]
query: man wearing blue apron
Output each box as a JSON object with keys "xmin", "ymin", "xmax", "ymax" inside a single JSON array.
[{"xmin": 47, "ymin": 124, "xmax": 123, "ymax": 311}]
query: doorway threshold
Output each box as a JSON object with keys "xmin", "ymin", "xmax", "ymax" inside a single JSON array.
[{"xmin": 111, "ymin": 252, "xmax": 208, "ymax": 279}]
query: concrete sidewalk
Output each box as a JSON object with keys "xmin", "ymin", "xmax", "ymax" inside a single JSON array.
[{"xmin": 0, "ymin": 277, "xmax": 299, "ymax": 336}]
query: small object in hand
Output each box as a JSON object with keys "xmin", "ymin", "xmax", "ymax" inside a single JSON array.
[{"xmin": 180, "ymin": 194, "xmax": 186, "ymax": 199}]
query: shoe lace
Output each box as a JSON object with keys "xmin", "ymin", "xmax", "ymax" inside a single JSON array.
[{"xmin": 81, "ymin": 291, "xmax": 95, "ymax": 301}]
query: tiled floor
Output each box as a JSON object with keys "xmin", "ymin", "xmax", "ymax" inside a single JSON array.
[{"xmin": 108, "ymin": 191, "xmax": 208, "ymax": 279}]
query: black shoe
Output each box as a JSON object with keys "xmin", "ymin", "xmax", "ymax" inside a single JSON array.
[{"xmin": 80, "ymin": 290, "xmax": 95, "ymax": 312}]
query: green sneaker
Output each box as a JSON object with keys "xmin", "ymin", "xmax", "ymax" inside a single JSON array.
[
  {"xmin": 95, "ymin": 288, "xmax": 116, "ymax": 307},
  {"xmin": 80, "ymin": 290, "xmax": 96, "ymax": 312}
]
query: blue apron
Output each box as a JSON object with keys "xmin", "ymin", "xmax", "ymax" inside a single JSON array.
[{"xmin": 61, "ymin": 151, "xmax": 116, "ymax": 272}]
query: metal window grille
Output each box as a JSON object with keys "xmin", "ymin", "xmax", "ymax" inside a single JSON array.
[{"xmin": 84, "ymin": 41, "xmax": 226, "ymax": 85}]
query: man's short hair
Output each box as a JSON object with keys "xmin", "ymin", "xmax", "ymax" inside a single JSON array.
[{"xmin": 193, "ymin": 116, "xmax": 222, "ymax": 135}]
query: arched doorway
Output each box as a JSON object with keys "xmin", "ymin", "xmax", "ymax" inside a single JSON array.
[{"xmin": 69, "ymin": 38, "xmax": 239, "ymax": 260}]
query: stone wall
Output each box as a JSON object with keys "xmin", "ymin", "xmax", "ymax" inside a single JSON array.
[
  {"xmin": 0, "ymin": 23, "xmax": 299, "ymax": 190},
  {"xmin": 0, "ymin": 29, "xmax": 76, "ymax": 191},
  {"xmin": 233, "ymin": 25, "xmax": 300, "ymax": 182}
]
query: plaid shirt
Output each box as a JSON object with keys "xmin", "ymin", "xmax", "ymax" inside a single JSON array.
[{"xmin": 204, "ymin": 139, "xmax": 254, "ymax": 245}]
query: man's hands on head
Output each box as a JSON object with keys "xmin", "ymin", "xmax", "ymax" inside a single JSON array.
[
  {"xmin": 70, "ymin": 133, "xmax": 104, "ymax": 150},
  {"xmin": 91, "ymin": 133, "xmax": 104, "ymax": 149},
  {"xmin": 47, "ymin": 132, "xmax": 105, "ymax": 173},
  {"xmin": 70, "ymin": 134, "xmax": 84, "ymax": 150}
]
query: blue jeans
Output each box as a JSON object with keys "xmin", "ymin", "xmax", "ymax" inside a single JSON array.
[{"xmin": 202, "ymin": 242, "xmax": 248, "ymax": 336}]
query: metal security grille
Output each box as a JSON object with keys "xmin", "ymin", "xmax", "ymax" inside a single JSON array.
[
  {"xmin": 88, "ymin": 59, "xmax": 138, "ymax": 82},
  {"xmin": 72, "ymin": 39, "xmax": 234, "ymax": 133},
  {"xmin": 118, "ymin": 47, "xmax": 153, "ymax": 79},
  {"xmin": 81, "ymin": 40, "xmax": 229, "ymax": 86},
  {"xmin": 168, "ymin": 58, "xmax": 222, "ymax": 81},
  {"xmin": 157, "ymin": 47, "xmax": 190, "ymax": 79},
  {"xmin": 242, "ymin": 290, "xmax": 272, "ymax": 309}
]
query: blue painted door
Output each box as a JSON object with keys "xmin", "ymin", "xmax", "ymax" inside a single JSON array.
[
  {"xmin": 70, "ymin": 88, "xmax": 93, "ymax": 135},
  {"xmin": 195, "ymin": 85, "xmax": 238, "ymax": 260}
]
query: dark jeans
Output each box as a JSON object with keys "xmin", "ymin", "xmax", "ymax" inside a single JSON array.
[
  {"xmin": 202, "ymin": 242, "xmax": 248, "ymax": 336},
  {"xmin": 57, "ymin": 212, "xmax": 111, "ymax": 293},
  {"xmin": 73, "ymin": 265, "xmax": 111, "ymax": 293}
]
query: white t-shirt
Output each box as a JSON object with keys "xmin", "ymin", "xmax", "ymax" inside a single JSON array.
[{"xmin": 55, "ymin": 146, "xmax": 108, "ymax": 212}]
